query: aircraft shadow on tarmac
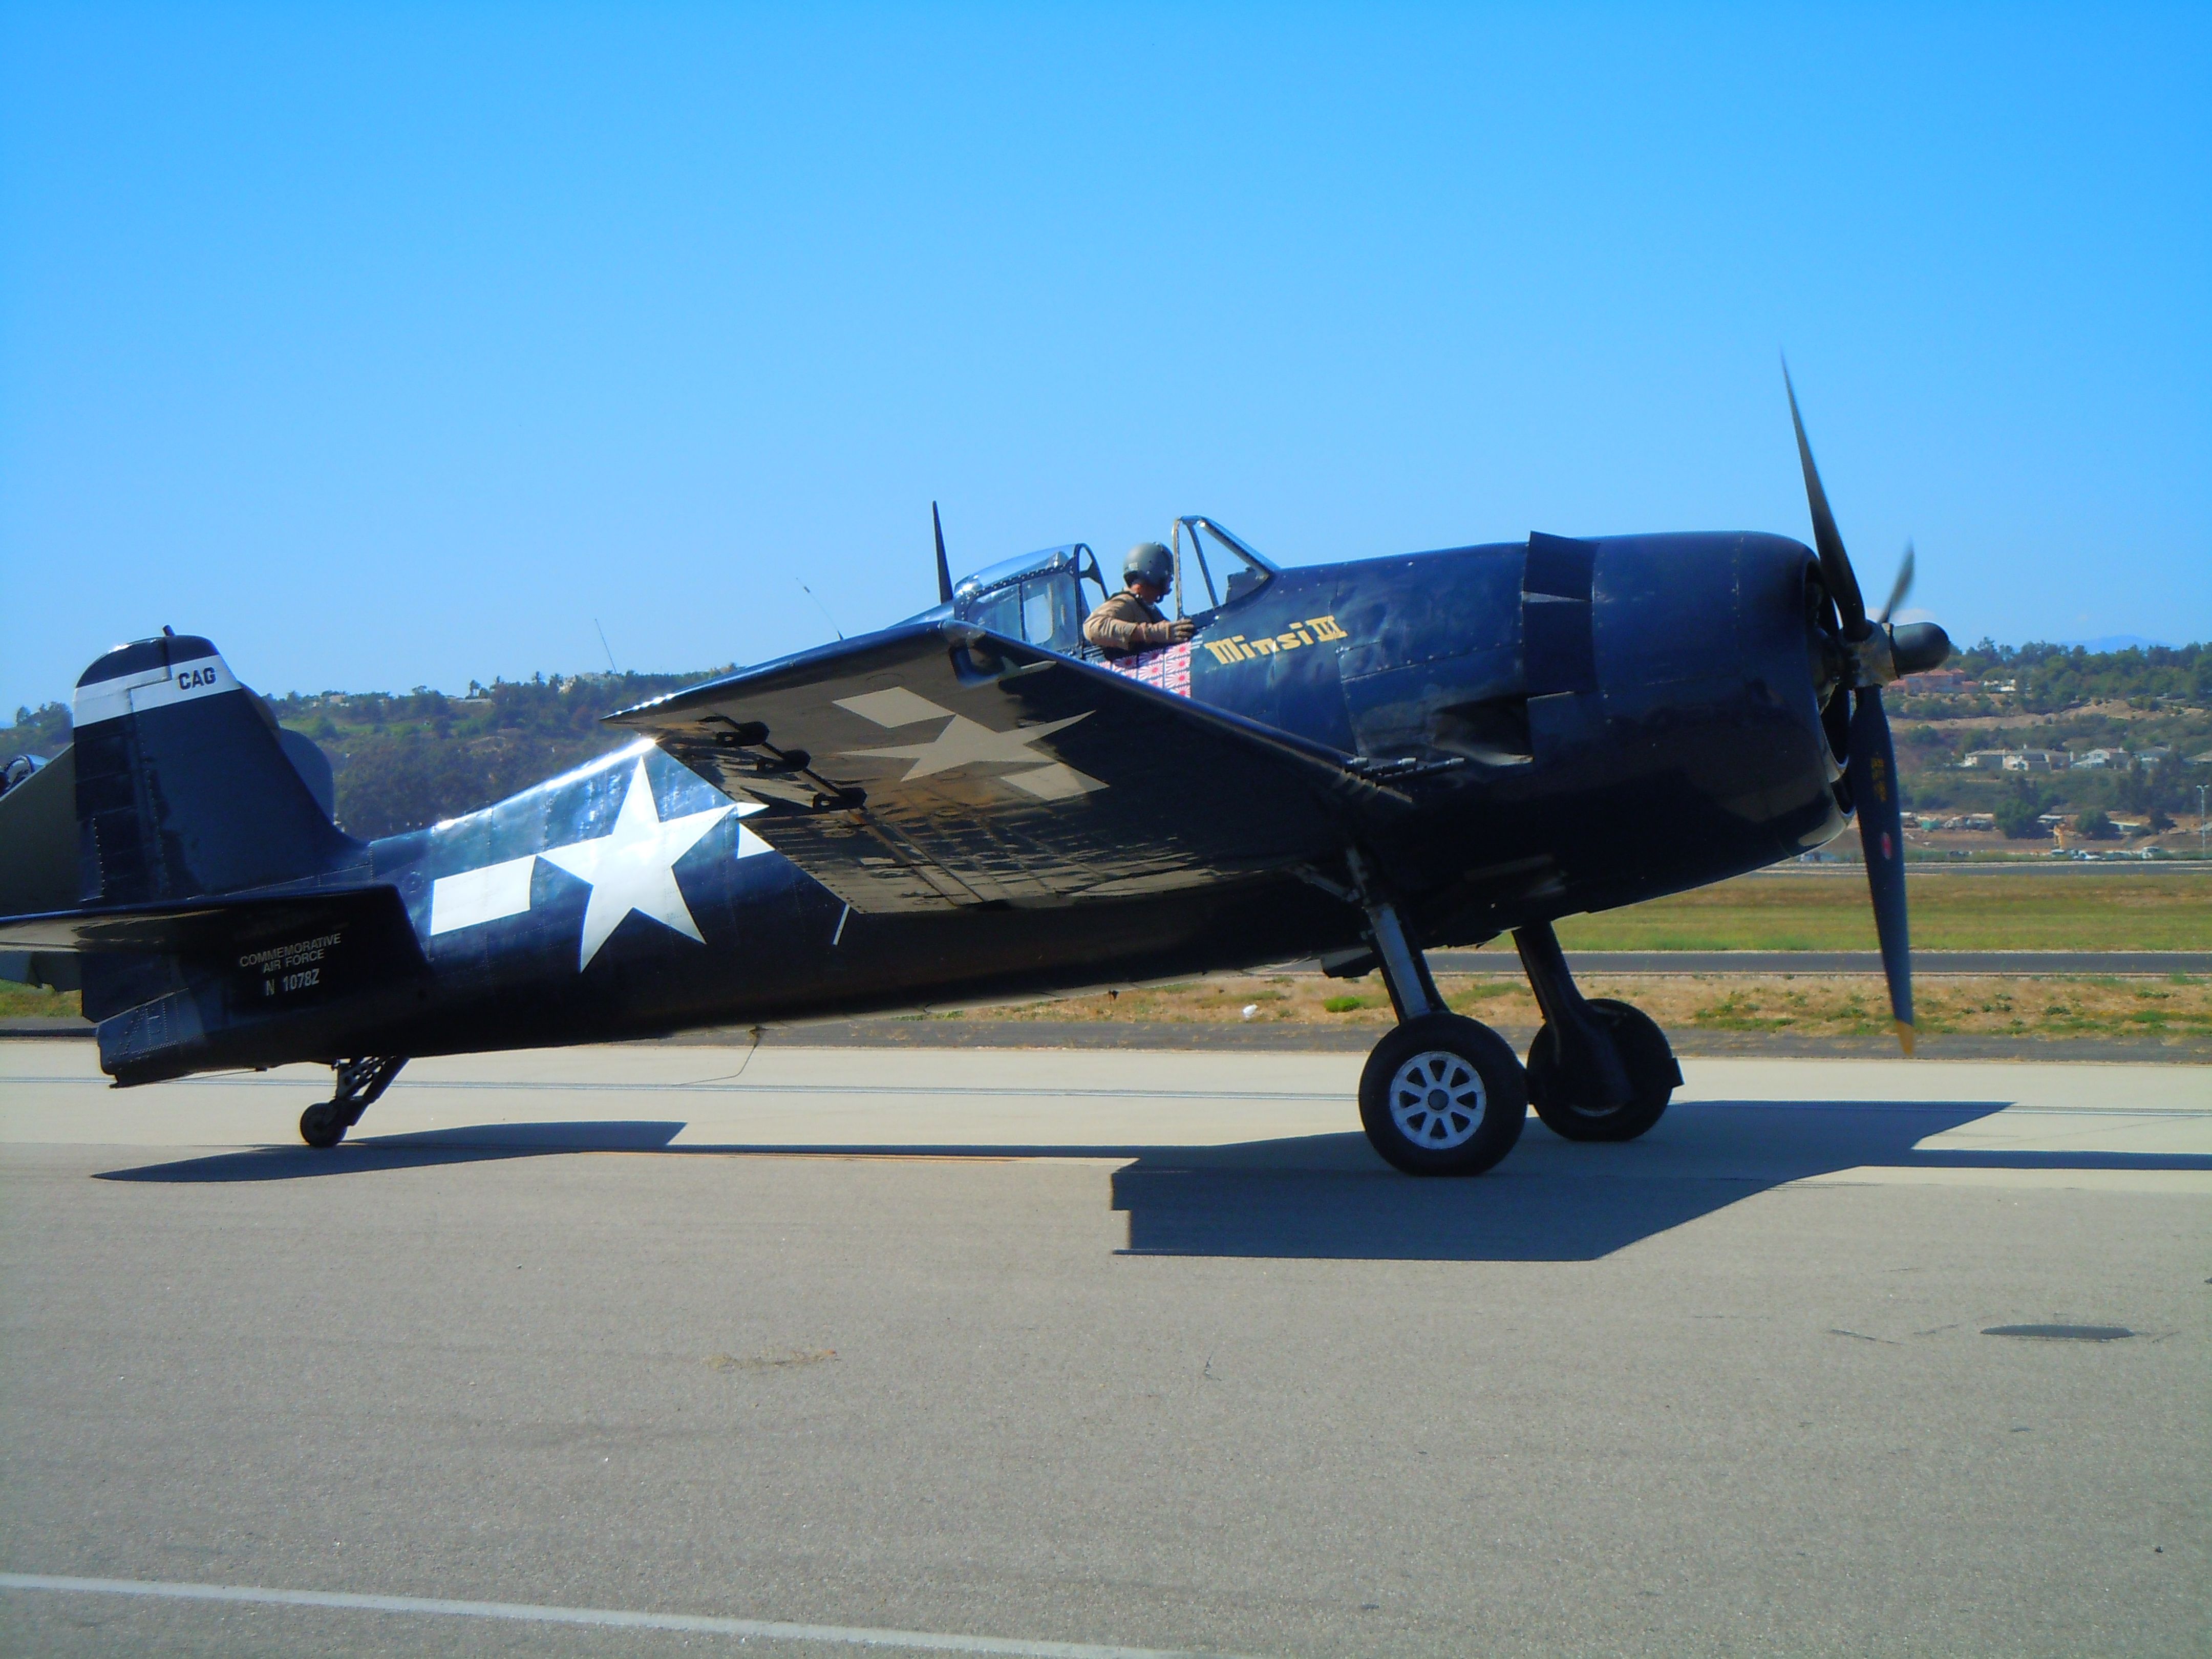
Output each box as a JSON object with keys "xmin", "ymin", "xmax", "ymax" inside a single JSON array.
[
  {"xmin": 94, "ymin": 1120, "xmax": 691, "ymax": 1183},
  {"xmin": 1106, "ymin": 1100, "xmax": 2212, "ymax": 1262},
  {"xmin": 93, "ymin": 1100, "xmax": 2212, "ymax": 1262}
]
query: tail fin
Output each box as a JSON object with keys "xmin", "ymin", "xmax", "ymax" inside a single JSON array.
[{"xmin": 72, "ymin": 633, "xmax": 359, "ymax": 907}]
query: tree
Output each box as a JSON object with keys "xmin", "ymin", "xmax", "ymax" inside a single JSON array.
[
  {"xmin": 3, "ymin": 701, "xmax": 71, "ymax": 757},
  {"xmin": 2073, "ymin": 808, "xmax": 2119, "ymax": 841},
  {"xmin": 1995, "ymin": 778, "xmax": 2048, "ymax": 839}
]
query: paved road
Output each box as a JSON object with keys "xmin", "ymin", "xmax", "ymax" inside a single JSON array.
[
  {"xmin": 2, "ymin": 1040, "xmax": 2206, "ymax": 1657},
  {"xmin": 1424, "ymin": 949, "xmax": 2212, "ymax": 975}
]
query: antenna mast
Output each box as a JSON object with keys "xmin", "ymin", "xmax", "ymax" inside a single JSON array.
[{"xmin": 933, "ymin": 502, "xmax": 954, "ymax": 604}]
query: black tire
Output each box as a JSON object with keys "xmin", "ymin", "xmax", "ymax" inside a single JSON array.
[
  {"xmin": 1358, "ymin": 1013, "xmax": 1528, "ymax": 1177},
  {"xmin": 1527, "ymin": 999, "xmax": 1679, "ymax": 1142},
  {"xmin": 300, "ymin": 1102, "xmax": 348, "ymax": 1148}
]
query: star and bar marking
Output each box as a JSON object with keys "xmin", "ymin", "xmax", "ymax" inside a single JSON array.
[
  {"xmin": 427, "ymin": 685, "xmax": 1102, "ymax": 968},
  {"xmin": 833, "ymin": 687, "xmax": 1105, "ymax": 801},
  {"xmin": 428, "ymin": 756, "xmax": 770, "ymax": 969}
]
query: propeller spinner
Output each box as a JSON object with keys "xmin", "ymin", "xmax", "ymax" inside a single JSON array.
[{"xmin": 1783, "ymin": 366, "xmax": 1953, "ymax": 1053}]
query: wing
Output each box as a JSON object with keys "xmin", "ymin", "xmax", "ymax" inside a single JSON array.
[{"xmin": 608, "ymin": 622, "xmax": 1406, "ymax": 912}]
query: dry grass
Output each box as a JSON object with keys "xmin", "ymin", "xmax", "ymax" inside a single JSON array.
[
  {"xmin": 11, "ymin": 968, "xmax": 2206, "ymax": 1043},
  {"xmin": 5, "ymin": 866, "xmax": 2203, "ymax": 1044},
  {"xmin": 0, "ymin": 981, "xmax": 76, "ymax": 1020},
  {"xmin": 971, "ymin": 970, "xmax": 2212, "ymax": 1043}
]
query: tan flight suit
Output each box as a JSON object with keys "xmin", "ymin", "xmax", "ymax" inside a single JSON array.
[{"xmin": 1083, "ymin": 589, "xmax": 1182, "ymax": 658}]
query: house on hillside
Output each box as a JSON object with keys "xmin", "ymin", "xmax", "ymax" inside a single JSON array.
[
  {"xmin": 1960, "ymin": 749, "xmax": 2061, "ymax": 771},
  {"xmin": 2072, "ymin": 748, "xmax": 2129, "ymax": 770},
  {"xmin": 1898, "ymin": 668, "xmax": 1969, "ymax": 694}
]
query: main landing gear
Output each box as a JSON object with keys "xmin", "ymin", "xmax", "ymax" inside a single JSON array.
[
  {"xmin": 1514, "ymin": 921, "xmax": 1680, "ymax": 1142},
  {"xmin": 299, "ymin": 1055, "xmax": 408, "ymax": 1148},
  {"xmin": 1351, "ymin": 866, "xmax": 1527, "ymax": 1177},
  {"xmin": 1347, "ymin": 859, "xmax": 1680, "ymax": 1175}
]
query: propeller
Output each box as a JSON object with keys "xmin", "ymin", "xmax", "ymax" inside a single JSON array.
[
  {"xmin": 1876, "ymin": 543, "xmax": 1914, "ymax": 625},
  {"xmin": 1849, "ymin": 682, "xmax": 1912, "ymax": 1051},
  {"xmin": 1785, "ymin": 367, "xmax": 1867, "ymax": 641},
  {"xmin": 1783, "ymin": 365, "xmax": 1952, "ymax": 1054},
  {"xmin": 932, "ymin": 501, "xmax": 954, "ymax": 604}
]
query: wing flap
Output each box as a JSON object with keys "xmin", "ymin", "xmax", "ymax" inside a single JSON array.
[{"xmin": 609, "ymin": 623, "xmax": 1401, "ymax": 913}]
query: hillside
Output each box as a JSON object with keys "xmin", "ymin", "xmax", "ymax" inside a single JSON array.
[
  {"xmin": 6, "ymin": 640, "xmax": 2207, "ymax": 844},
  {"xmin": 5, "ymin": 670, "xmax": 723, "ymax": 839},
  {"xmin": 1887, "ymin": 641, "xmax": 2211, "ymax": 848}
]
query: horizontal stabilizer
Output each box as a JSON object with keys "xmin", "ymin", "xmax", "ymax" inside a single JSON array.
[{"xmin": 0, "ymin": 886, "xmax": 420, "ymax": 963}]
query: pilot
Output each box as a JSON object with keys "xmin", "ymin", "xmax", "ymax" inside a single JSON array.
[{"xmin": 1083, "ymin": 542, "xmax": 1199, "ymax": 658}]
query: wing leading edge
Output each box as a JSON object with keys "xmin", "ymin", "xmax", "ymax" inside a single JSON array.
[{"xmin": 607, "ymin": 622, "xmax": 1405, "ymax": 913}]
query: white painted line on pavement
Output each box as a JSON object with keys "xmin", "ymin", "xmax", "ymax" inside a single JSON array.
[
  {"xmin": 0, "ymin": 1573, "xmax": 1241, "ymax": 1657},
  {"xmin": 0, "ymin": 1073, "xmax": 1349, "ymax": 1102}
]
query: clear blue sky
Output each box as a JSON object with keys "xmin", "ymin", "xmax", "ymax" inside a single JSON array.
[{"xmin": 4, "ymin": 4, "xmax": 2206, "ymax": 714}]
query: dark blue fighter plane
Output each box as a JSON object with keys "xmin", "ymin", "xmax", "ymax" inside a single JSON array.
[{"xmin": 0, "ymin": 378, "xmax": 1949, "ymax": 1174}]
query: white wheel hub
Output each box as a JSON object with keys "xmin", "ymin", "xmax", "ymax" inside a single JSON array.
[{"xmin": 1387, "ymin": 1049, "xmax": 1487, "ymax": 1148}]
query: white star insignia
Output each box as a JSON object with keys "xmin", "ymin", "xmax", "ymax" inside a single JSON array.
[
  {"xmin": 539, "ymin": 757, "xmax": 738, "ymax": 970},
  {"xmin": 834, "ymin": 689, "xmax": 1105, "ymax": 799}
]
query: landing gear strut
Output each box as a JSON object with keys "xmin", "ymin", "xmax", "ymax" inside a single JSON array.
[
  {"xmin": 1514, "ymin": 921, "xmax": 1679, "ymax": 1141},
  {"xmin": 1349, "ymin": 855, "xmax": 1526, "ymax": 1177},
  {"xmin": 300, "ymin": 1056, "xmax": 407, "ymax": 1148}
]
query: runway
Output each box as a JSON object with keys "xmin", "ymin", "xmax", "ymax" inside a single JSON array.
[
  {"xmin": 1424, "ymin": 948, "xmax": 2212, "ymax": 975},
  {"xmin": 3, "ymin": 1040, "xmax": 2206, "ymax": 1655}
]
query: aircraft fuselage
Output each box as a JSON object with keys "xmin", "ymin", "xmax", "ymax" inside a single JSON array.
[{"xmin": 122, "ymin": 528, "xmax": 1843, "ymax": 1078}]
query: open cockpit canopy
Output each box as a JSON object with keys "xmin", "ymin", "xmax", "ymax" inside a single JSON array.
[
  {"xmin": 943, "ymin": 519, "xmax": 1279, "ymax": 656},
  {"xmin": 1169, "ymin": 517, "xmax": 1278, "ymax": 612}
]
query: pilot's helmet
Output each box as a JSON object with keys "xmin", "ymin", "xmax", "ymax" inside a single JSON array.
[{"xmin": 1123, "ymin": 542, "xmax": 1174, "ymax": 590}]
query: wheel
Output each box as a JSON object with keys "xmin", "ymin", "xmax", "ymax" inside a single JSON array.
[
  {"xmin": 1527, "ymin": 999, "xmax": 1680, "ymax": 1142},
  {"xmin": 1357, "ymin": 1013, "xmax": 1528, "ymax": 1177},
  {"xmin": 300, "ymin": 1101, "xmax": 348, "ymax": 1148}
]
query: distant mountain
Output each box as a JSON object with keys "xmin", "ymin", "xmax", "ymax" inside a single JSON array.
[{"xmin": 2057, "ymin": 634, "xmax": 2175, "ymax": 652}]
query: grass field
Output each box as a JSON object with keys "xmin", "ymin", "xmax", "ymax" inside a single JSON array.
[
  {"xmin": 980, "ymin": 970, "xmax": 2212, "ymax": 1044},
  {"xmin": 10, "ymin": 970, "xmax": 2206, "ymax": 1044},
  {"xmin": 2, "ymin": 869, "xmax": 2202, "ymax": 1033},
  {"xmin": 0, "ymin": 982, "xmax": 75, "ymax": 1020},
  {"xmin": 1552, "ymin": 868, "xmax": 2212, "ymax": 951}
]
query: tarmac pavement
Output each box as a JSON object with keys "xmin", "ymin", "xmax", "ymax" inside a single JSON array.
[
  {"xmin": 2, "ymin": 1039, "xmax": 2206, "ymax": 1656},
  {"xmin": 1424, "ymin": 949, "xmax": 2212, "ymax": 975}
]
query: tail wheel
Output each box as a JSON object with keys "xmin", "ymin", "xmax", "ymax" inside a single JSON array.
[
  {"xmin": 1357, "ymin": 1013, "xmax": 1527, "ymax": 1177},
  {"xmin": 1527, "ymin": 999, "xmax": 1679, "ymax": 1142},
  {"xmin": 299, "ymin": 1102, "xmax": 348, "ymax": 1148}
]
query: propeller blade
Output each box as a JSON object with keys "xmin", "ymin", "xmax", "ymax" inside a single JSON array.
[
  {"xmin": 932, "ymin": 501, "xmax": 953, "ymax": 604},
  {"xmin": 1876, "ymin": 542, "xmax": 1915, "ymax": 625},
  {"xmin": 1847, "ymin": 685, "xmax": 1915, "ymax": 1052},
  {"xmin": 1783, "ymin": 362, "xmax": 1868, "ymax": 640}
]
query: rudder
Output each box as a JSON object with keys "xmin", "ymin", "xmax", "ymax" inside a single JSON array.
[{"xmin": 72, "ymin": 632, "xmax": 359, "ymax": 907}]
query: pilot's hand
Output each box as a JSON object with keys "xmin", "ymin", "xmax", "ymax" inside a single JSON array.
[{"xmin": 1168, "ymin": 618, "xmax": 1197, "ymax": 643}]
